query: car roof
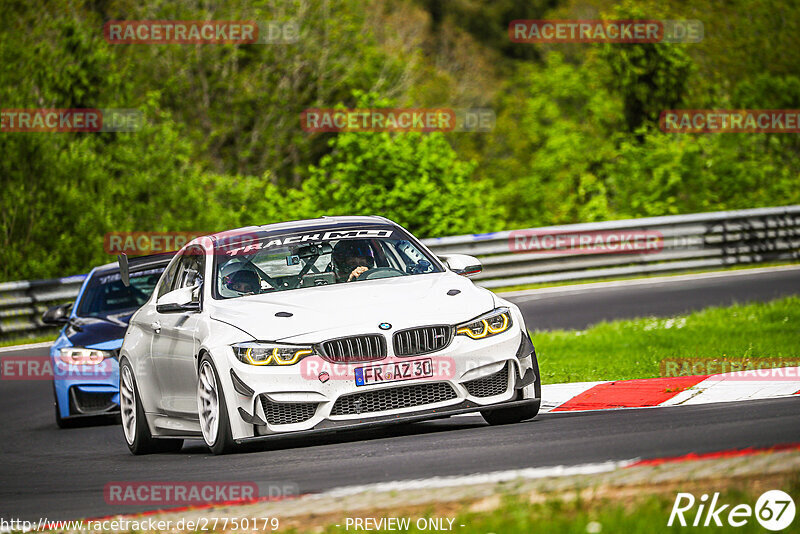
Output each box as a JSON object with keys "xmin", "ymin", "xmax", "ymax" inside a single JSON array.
[{"xmin": 205, "ymin": 215, "xmax": 397, "ymax": 244}]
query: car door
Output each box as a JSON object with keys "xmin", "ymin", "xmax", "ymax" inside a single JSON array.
[
  {"xmin": 130, "ymin": 256, "xmax": 181, "ymax": 408},
  {"xmin": 150, "ymin": 248, "xmax": 204, "ymax": 417}
]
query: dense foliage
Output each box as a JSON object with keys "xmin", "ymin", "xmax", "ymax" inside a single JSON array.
[{"xmin": 1, "ymin": 0, "xmax": 798, "ymax": 280}]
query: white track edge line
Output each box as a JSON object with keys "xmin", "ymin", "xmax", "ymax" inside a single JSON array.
[
  {"xmin": 0, "ymin": 341, "xmax": 53, "ymax": 354},
  {"xmin": 307, "ymin": 459, "xmax": 638, "ymax": 499}
]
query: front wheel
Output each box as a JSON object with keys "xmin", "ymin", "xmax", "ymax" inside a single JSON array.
[
  {"xmin": 197, "ymin": 355, "xmax": 236, "ymax": 455},
  {"xmin": 120, "ymin": 359, "xmax": 183, "ymax": 454}
]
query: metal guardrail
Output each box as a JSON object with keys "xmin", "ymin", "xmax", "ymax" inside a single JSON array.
[
  {"xmin": 1, "ymin": 205, "xmax": 798, "ymax": 339},
  {"xmin": 423, "ymin": 205, "xmax": 800, "ymax": 288},
  {"xmin": 0, "ymin": 275, "xmax": 87, "ymax": 338}
]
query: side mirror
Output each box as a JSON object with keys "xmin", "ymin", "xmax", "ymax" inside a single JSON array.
[
  {"xmin": 42, "ymin": 303, "xmax": 72, "ymax": 325},
  {"xmin": 440, "ymin": 254, "xmax": 482, "ymax": 277},
  {"xmin": 156, "ymin": 285, "xmax": 201, "ymax": 313}
]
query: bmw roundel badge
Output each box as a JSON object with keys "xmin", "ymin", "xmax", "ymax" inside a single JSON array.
[{"xmin": 379, "ymin": 322, "xmax": 392, "ymax": 330}]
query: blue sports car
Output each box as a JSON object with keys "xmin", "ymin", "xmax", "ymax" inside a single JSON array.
[{"xmin": 43, "ymin": 254, "xmax": 173, "ymax": 427}]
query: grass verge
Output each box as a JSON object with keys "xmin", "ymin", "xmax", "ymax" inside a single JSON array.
[
  {"xmin": 533, "ymin": 296, "xmax": 800, "ymax": 384},
  {"xmin": 303, "ymin": 473, "xmax": 800, "ymax": 534}
]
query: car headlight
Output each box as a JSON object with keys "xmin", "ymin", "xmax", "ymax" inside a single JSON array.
[
  {"xmin": 456, "ymin": 307, "xmax": 513, "ymax": 339},
  {"xmin": 232, "ymin": 342, "xmax": 314, "ymax": 366},
  {"xmin": 59, "ymin": 348, "xmax": 112, "ymax": 365}
]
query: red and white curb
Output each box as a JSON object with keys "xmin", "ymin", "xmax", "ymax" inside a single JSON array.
[{"xmin": 541, "ymin": 367, "xmax": 800, "ymax": 413}]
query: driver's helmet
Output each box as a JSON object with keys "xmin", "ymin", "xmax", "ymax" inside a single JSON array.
[
  {"xmin": 219, "ymin": 259, "xmax": 260, "ymax": 297},
  {"xmin": 332, "ymin": 239, "xmax": 375, "ymax": 280}
]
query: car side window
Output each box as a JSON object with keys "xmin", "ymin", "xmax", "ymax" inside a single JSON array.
[
  {"xmin": 176, "ymin": 248, "xmax": 204, "ymax": 290},
  {"xmin": 156, "ymin": 257, "xmax": 181, "ymax": 299}
]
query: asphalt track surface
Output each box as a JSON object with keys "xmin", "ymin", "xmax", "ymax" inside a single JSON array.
[{"xmin": 1, "ymin": 267, "xmax": 799, "ymax": 521}]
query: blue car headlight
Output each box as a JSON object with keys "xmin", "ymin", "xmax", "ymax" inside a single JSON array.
[{"xmin": 58, "ymin": 348, "xmax": 113, "ymax": 366}]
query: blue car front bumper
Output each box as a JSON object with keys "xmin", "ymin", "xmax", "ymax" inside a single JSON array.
[{"xmin": 51, "ymin": 336, "xmax": 121, "ymax": 419}]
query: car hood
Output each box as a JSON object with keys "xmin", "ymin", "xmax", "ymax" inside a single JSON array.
[
  {"xmin": 208, "ymin": 272, "xmax": 495, "ymax": 342},
  {"xmin": 65, "ymin": 312, "xmax": 132, "ymax": 350}
]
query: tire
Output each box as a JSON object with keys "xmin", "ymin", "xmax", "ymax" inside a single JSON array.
[
  {"xmin": 481, "ymin": 355, "xmax": 541, "ymax": 425},
  {"xmin": 120, "ymin": 359, "xmax": 183, "ymax": 454},
  {"xmin": 197, "ymin": 355, "xmax": 236, "ymax": 455}
]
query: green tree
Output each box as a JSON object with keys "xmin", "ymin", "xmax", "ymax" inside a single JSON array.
[{"xmin": 290, "ymin": 127, "xmax": 503, "ymax": 237}]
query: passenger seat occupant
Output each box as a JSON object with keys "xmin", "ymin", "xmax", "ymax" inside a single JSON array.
[{"xmin": 331, "ymin": 240, "xmax": 376, "ymax": 282}]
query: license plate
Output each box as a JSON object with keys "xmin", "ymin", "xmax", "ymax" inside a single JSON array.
[{"xmin": 354, "ymin": 358, "xmax": 433, "ymax": 386}]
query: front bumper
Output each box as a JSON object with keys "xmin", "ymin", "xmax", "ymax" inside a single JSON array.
[
  {"xmin": 51, "ymin": 357, "xmax": 120, "ymax": 419},
  {"xmin": 227, "ymin": 328, "xmax": 538, "ymax": 440},
  {"xmin": 234, "ymin": 397, "xmax": 540, "ymax": 444}
]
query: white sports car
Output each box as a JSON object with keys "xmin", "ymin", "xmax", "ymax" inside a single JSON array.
[{"xmin": 119, "ymin": 216, "xmax": 540, "ymax": 454}]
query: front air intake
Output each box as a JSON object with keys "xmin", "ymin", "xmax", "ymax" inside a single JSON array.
[{"xmin": 330, "ymin": 382, "xmax": 457, "ymax": 416}]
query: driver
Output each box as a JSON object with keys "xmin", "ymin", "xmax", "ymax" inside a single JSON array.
[
  {"xmin": 220, "ymin": 260, "xmax": 261, "ymax": 295},
  {"xmin": 331, "ymin": 239, "xmax": 376, "ymax": 282},
  {"xmin": 225, "ymin": 270, "xmax": 260, "ymax": 295}
]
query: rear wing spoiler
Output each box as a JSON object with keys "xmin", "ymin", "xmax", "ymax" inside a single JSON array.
[
  {"xmin": 118, "ymin": 253, "xmax": 130, "ymax": 287},
  {"xmin": 117, "ymin": 251, "xmax": 178, "ymax": 287}
]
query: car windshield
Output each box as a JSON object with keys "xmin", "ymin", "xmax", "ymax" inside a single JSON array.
[
  {"xmin": 76, "ymin": 267, "xmax": 165, "ymax": 318},
  {"xmin": 213, "ymin": 226, "xmax": 441, "ymax": 299}
]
